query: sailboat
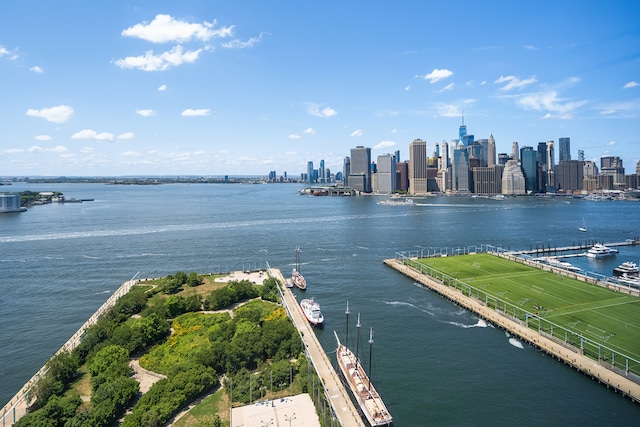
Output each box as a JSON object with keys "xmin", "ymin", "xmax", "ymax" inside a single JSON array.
[
  {"xmin": 334, "ymin": 302, "xmax": 392, "ymax": 426},
  {"xmin": 578, "ymin": 218, "xmax": 587, "ymax": 232},
  {"xmin": 291, "ymin": 247, "xmax": 307, "ymax": 290}
]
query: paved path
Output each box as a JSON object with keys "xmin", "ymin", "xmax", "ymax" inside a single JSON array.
[
  {"xmin": 269, "ymin": 268, "xmax": 365, "ymax": 427},
  {"xmin": 384, "ymin": 258, "xmax": 640, "ymax": 403}
]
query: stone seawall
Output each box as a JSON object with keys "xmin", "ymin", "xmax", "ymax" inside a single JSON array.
[{"xmin": 1, "ymin": 276, "xmax": 139, "ymax": 426}]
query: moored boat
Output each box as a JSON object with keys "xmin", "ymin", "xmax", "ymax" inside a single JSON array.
[
  {"xmin": 291, "ymin": 247, "xmax": 307, "ymax": 289},
  {"xmin": 334, "ymin": 303, "xmax": 392, "ymax": 426},
  {"xmin": 586, "ymin": 244, "xmax": 618, "ymax": 259},
  {"xmin": 613, "ymin": 261, "xmax": 639, "ymax": 277},
  {"xmin": 300, "ymin": 297, "xmax": 324, "ymax": 326}
]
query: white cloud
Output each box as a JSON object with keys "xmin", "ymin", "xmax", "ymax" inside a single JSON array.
[
  {"xmin": 405, "ymin": 85, "xmax": 411, "ymax": 91},
  {"xmin": 181, "ymin": 108, "xmax": 211, "ymax": 116},
  {"xmin": 121, "ymin": 14, "xmax": 233, "ymax": 43},
  {"xmin": 118, "ymin": 132, "xmax": 135, "ymax": 140},
  {"xmin": 221, "ymin": 33, "xmax": 264, "ymax": 49},
  {"xmin": 80, "ymin": 146, "xmax": 94, "ymax": 153},
  {"xmin": 71, "ymin": 129, "xmax": 115, "ymax": 141},
  {"xmin": 597, "ymin": 99, "xmax": 640, "ymax": 116},
  {"xmin": 28, "ymin": 145, "xmax": 68, "ymax": 153},
  {"xmin": 623, "ymin": 81, "xmax": 638, "ymax": 89},
  {"xmin": 288, "ymin": 134, "xmax": 301, "ymax": 139},
  {"xmin": 157, "ymin": 84, "xmax": 167, "ymax": 91},
  {"xmin": 373, "ymin": 140, "xmax": 396, "ymax": 150},
  {"xmin": 608, "ymin": 140, "xmax": 616, "ymax": 146},
  {"xmin": 513, "ymin": 90, "xmax": 587, "ymax": 119},
  {"xmin": 350, "ymin": 129, "xmax": 363, "ymax": 137},
  {"xmin": 437, "ymin": 82, "xmax": 454, "ymax": 93},
  {"xmin": 30, "ymin": 66, "xmax": 44, "ymax": 73},
  {"xmin": 0, "ymin": 45, "xmax": 18, "ymax": 60},
  {"xmin": 115, "ymin": 45, "xmax": 204, "ymax": 71},
  {"xmin": 433, "ymin": 99, "xmax": 475, "ymax": 118},
  {"xmin": 303, "ymin": 128, "xmax": 315, "ymax": 135},
  {"xmin": 523, "ymin": 45, "xmax": 538, "ymax": 50},
  {"xmin": 121, "ymin": 151, "xmax": 141, "ymax": 156},
  {"xmin": 420, "ymin": 68, "xmax": 453, "ymax": 83},
  {"xmin": 306, "ymin": 103, "xmax": 338, "ymax": 118},
  {"xmin": 495, "ymin": 75, "xmax": 537, "ymax": 91},
  {"xmin": 26, "ymin": 105, "xmax": 74, "ymax": 123},
  {"xmin": 136, "ymin": 109, "xmax": 156, "ymax": 116},
  {"xmin": 34, "ymin": 135, "xmax": 51, "ymax": 141}
]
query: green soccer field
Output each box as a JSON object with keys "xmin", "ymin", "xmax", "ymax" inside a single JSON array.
[{"xmin": 413, "ymin": 253, "xmax": 640, "ymax": 370}]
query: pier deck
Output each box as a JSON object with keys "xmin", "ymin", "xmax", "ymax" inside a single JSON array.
[
  {"xmin": 270, "ymin": 268, "xmax": 365, "ymax": 427},
  {"xmin": 384, "ymin": 258, "xmax": 640, "ymax": 403},
  {"xmin": 512, "ymin": 239, "xmax": 638, "ymax": 256}
]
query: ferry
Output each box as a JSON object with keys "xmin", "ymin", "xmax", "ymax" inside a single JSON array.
[
  {"xmin": 586, "ymin": 244, "xmax": 618, "ymax": 259},
  {"xmin": 300, "ymin": 297, "xmax": 324, "ymax": 326}
]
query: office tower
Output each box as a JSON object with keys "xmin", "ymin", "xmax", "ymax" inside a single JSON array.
[
  {"xmin": 511, "ymin": 141, "xmax": 519, "ymax": 160},
  {"xmin": 343, "ymin": 157, "xmax": 350, "ymax": 186},
  {"xmin": 440, "ymin": 141, "xmax": 449, "ymax": 170},
  {"xmin": 488, "ymin": 134, "xmax": 496, "ymax": 167},
  {"xmin": 394, "ymin": 150, "xmax": 401, "ymax": 163},
  {"xmin": 557, "ymin": 160, "xmax": 584, "ymax": 192},
  {"xmin": 546, "ymin": 141, "xmax": 555, "ymax": 192},
  {"xmin": 377, "ymin": 154, "xmax": 396, "ymax": 194},
  {"xmin": 395, "ymin": 162, "xmax": 409, "ymax": 191},
  {"xmin": 349, "ymin": 146, "xmax": 372, "ymax": 193},
  {"xmin": 319, "ymin": 159, "xmax": 325, "ymax": 183},
  {"xmin": 577, "ymin": 150, "xmax": 585, "ymax": 162},
  {"xmin": 600, "ymin": 156, "xmax": 625, "ymax": 186},
  {"xmin": 537, "ymin": 142, "xmax": 547, "ymax": 168},
  {"xmin": 502, "ymin": 160, "xmax": 526, "ymax": 194},
  {"xmin": 434, "ymin": 143, "xmax": 440, "ymax": 158},
  {"xmin": 459, "ymin": 115, "xmax": 467, "ymax": 145},
  {"xmin": 559, "ymin": 137, "xmax": 571, "ymax": 162},
  {"xmin": 520, "ymin": 146, "xmax": 537, "ymax": 193},
  {"xmin": 409, "ymin": 138, "xmax": 427, "ymax": 195},
  {"xmin": 453, "ymin": 147, "xmax": 471, "ymax": 192},
  {"xmin": 472, "ymin": 165, "xmax": 503, "ymax": 194},
  {"xmin": 307, "ymin": 161, "xmax": 314, "ymax": 184}
]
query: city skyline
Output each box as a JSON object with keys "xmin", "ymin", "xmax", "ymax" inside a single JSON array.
[{"xmin": 1, "ymin": 1, "xmax": 639, "ymax": 177}]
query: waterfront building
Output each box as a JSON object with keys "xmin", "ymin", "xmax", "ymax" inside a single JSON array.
[
  {"xmin": 557, "ymin": 160, "xmax": 584, "ymax": 192},
  {"xmin": 600, "ymin": 156, "xmax": 625, "ymax": 188},
  {"xmin": 307, "ymin": 161, "xmax": 314, "ymax": 184},
  {"xmin": 546, "ymin": 141, "xmax": 556, "ymax": 193},
  {"xmin": 320, "ymin": 159, "xmax": 326, "ymax": 183},
  {"xmin": 520, "ymin": 146, "xmax": 537, "ymax": 193},
  {"xmin": 349, "ymin": 146, "xmax": 372, "ymax": 193},
  {"xmin": 394, "ymin": 150, "xmax": 400, "ymax": 163},
  {"xmin": 453, "ymin": 146, "xmax": 471, "ymax": 192},
  {"xmin": 376, "ymin": 153, "xmax": 396, "ymax": 194},
  {"xmin": 472, "ymin": 165, "xmax": 503, "ymax": 194},
  {"xmin": 409, "ymin": 139, "xmax": 428, "ymax": 195},
  {"xmin": 0, "ymin": 193, "xmax": 26, "ymax": 212},
  {"xmin": 502, "ymin": 160, "xmax": 526, "ymax": 194},
  {"xmin": 459, "ymin": 116, "xmax": 467, "ymax": 145},
  {"xmin": 559, "ymin": 137, "xmax": 571, "ymax": 162}
]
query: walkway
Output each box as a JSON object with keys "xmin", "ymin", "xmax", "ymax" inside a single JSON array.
[{"xmin": 269, "ymin": 268, "xmax": 365, "ymax": 427}]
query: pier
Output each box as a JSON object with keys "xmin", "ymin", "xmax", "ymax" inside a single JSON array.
[
  {"xmin": 510, "ymin": 239, "xmax": 638, "ymax": 257},
  {"xmin": 269, "ymin": 268, "xmax": 365, "ymax": 427},
  {"xmin": 384, "ymin": 258, "xmax": 640, "ymax": 404}
]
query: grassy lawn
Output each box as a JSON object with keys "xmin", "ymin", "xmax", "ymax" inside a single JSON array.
[{"xmin": 414, "ymin": 253, "xmax": 640, "ymax": 364}]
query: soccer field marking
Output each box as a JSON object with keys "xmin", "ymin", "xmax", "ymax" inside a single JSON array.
[{"xmin": 546, "ymin": 297, "xmax": 640, "ymax": 329}]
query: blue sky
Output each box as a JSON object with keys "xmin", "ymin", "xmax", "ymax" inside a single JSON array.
[{"xmin": 1, "ymin": 1, "xmax": 639, "ymax": 177}]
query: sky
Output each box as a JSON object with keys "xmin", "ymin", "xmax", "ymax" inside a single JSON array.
[{"xmin": 1, "ymin": 0, "xmax": 639, "ymax": 177}]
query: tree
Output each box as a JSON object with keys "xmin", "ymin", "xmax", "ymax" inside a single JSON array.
[
  {"xmin": 187, "ymin": 272, "xmax": 204, "ymax": 287},
  {"xmin": 89, "ymin": 345, "xmax": 131, "ymax": 389}
]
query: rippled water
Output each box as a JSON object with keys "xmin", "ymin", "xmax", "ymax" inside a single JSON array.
[{"xmin": 1, "ymin": 183, "xmax": 639, "ymax": 425}]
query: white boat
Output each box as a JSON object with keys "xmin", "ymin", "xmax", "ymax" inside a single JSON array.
[
  {"xmin": 291, "ymin": 247, "xmax": 307, "ymax": 290},
  {"xmin": 613, "ymin": 261, "xmax": 639, "ymax": 277},
  {"xmin": 586, "ymin": 244, "xmax": 618, "ymax": 259},
  {"xmin": 578, "ymin": 218, "xmax": 587, "ymax": 232},
  {"xmin": 300, "ymin": 297, "xmax": 324, "ymax": 326},
  {"xmin": 618, "ymin": 274, "xmax": 640, "ymax": 288},
  {"xmin": 334, "ymin": 303, "xmax": 392, "ymax": 427}
]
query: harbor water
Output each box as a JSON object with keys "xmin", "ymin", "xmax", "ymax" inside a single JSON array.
[{"xmin": 1, "ymin": 183, "xmax": 639, "ymax": 425}]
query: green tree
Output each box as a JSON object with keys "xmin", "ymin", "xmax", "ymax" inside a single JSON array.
[{"xmin": 89, "ymin": 345, "xmax": 131, "ymax": 389}]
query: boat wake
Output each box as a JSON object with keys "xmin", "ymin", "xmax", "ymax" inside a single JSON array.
[
  {"xmin": 385, "ymin": 300, "xmax": 436, "ymax": 317},
  {"xmin": 509, "ymin": 338, "xmax": 524, "ymax": 349},
  {"xmin": 446, "ymin": 319, "xmax": 488, "ymax": 329}
]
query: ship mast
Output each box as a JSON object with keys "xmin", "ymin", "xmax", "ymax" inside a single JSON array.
[
  {"xmin": 355, "ymin": 313, "xmax": 361, "ymax": 372},
  {"xmin": 344, "ymin": 301, "xmax": 350, "ymax": 350},
  {"xmin": 368, "ymin": 327, "xmax": 374, "ymax": 390}
]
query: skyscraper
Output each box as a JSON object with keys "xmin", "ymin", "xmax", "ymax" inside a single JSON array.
[
  {"xmin": 409, "ymin": 139, "xmax": 427, "ymax": 195},
  {"xmin": 376, "ymin": 154, "xmax": 396, "ymax": 194},
  {"xmin": 488, "ymin": 134, "xmax": 496, "ymax": 167},
  {"xmin": 307, "ymin": 161, "xmax": 314, "ymax": 184},
  {"xmin": 453, "ymin": 147, "xmax": 471, "ymax": 192},
  {"xmin": 343, "ymin": 157, "xmax": 351, "ymax": 186},
  {"xmin": 559, "ymin": 137, "xmax": 571, "ymax": 162},
  {"xmin": 520, "ymin": 146, "xmax": 537, "ymax": 193},
  {"xmin": 349, "ymin": 146, "xmax": 372, "ymax": 193},
  {"xmin": 459, "ymin": 115, "xmax": 467, "ymax": 145},
  {"xmin": 511, "ymin": 141, "xmax": 519, "ymax": 160}
]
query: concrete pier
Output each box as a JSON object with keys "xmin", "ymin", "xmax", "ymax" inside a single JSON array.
[
  {"xmin": 269, "ymin": 268, "xmax": 365, "ymax": 427},
  {"xmin": 384, "ymin": 258, "xmax": 640, "ymax": 404}
]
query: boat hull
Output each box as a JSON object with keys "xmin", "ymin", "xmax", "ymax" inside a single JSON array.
[{"xmin": 300, "ymin": 298, "xmax": 324, "ymax": 326}]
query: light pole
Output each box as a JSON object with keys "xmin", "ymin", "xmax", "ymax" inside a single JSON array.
[{"xmin": 284, "ymin": 413, "xmax": 296, "ymax": 427}]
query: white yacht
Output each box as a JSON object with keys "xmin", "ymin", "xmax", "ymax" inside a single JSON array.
[{"xmin": 586, "ymin": 244, "xmax": 618, "ymax": 259}]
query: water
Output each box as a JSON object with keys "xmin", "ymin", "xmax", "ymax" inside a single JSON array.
[{"xmin": 1, "ymin": 183, "xmax": 639, "ymax": 425}]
